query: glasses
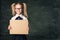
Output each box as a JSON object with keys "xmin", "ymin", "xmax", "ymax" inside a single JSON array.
[{"xmin": 15, "ymin": 8, "xmax": 22, "ymax": 10}]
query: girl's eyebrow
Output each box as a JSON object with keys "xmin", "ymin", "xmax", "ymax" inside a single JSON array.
[
  {"xmin": 15, "ymin": 7, "xmax": 22, "ymax": 10},
  {"xmin": 15, "ymin": 7, "xmax": 21, "ymax": 8}
]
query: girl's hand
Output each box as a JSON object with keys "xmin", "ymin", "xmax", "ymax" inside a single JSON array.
[{"xmin": 8, "ymin": 25, "xmax": 12, "ymax": 30}]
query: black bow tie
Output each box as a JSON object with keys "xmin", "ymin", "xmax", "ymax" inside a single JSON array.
[{"xmin": 15, "ymin": 16, "xmax": 23, "ymax": 20}]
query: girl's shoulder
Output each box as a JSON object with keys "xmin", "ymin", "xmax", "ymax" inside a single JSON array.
[
  {"xmin": 10, "ymin": 15, "xmax": 28, "ymax": 20},
  {"xmin": 10, "ymin": 16, "xmax": 16, "ymax": 20},
  {"xmin": 22, "ymin": 15, "xmax": 27, "ymax": 20}
]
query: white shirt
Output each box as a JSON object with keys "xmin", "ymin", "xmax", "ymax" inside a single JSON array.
[{"xmin": 11, "ymin": 14, "xmax": 27, "ymax": 20}]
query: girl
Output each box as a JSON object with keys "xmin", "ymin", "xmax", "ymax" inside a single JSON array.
[{"xmin": 8, "ymin": 2, "xmax": 29, "ymax": 40}]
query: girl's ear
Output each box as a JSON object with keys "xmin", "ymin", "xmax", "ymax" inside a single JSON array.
[
  {"xmin": 11, "ymin": 3, "xmax": 15, "ymax": 16},
  {"xmin": 23, "ymin": 3, "xmax": 28, "ymax": 18}
]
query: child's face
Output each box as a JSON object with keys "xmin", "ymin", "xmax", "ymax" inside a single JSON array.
[{"xmin": 15, "ymin": 4, "xmax": 22, "ymax": 15}]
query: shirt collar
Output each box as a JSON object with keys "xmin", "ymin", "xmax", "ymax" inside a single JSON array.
[{"xmin": 15, "ymin": 14, "xmax": 22, "ymax": 17}]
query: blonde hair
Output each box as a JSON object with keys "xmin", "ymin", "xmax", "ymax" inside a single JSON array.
[{"xmin": 11, "ymin": 2, "xmax": 28, "ymax": 18}]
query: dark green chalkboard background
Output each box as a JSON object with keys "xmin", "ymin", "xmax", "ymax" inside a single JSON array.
[{"xmin": 1, "ymin": 0, "xmax": 60, "ymax": 40}]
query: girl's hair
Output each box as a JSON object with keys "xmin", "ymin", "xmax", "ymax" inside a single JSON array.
[{"xmin": 11, "ymin": 2, "xmax": 28, "ymax": 18}]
